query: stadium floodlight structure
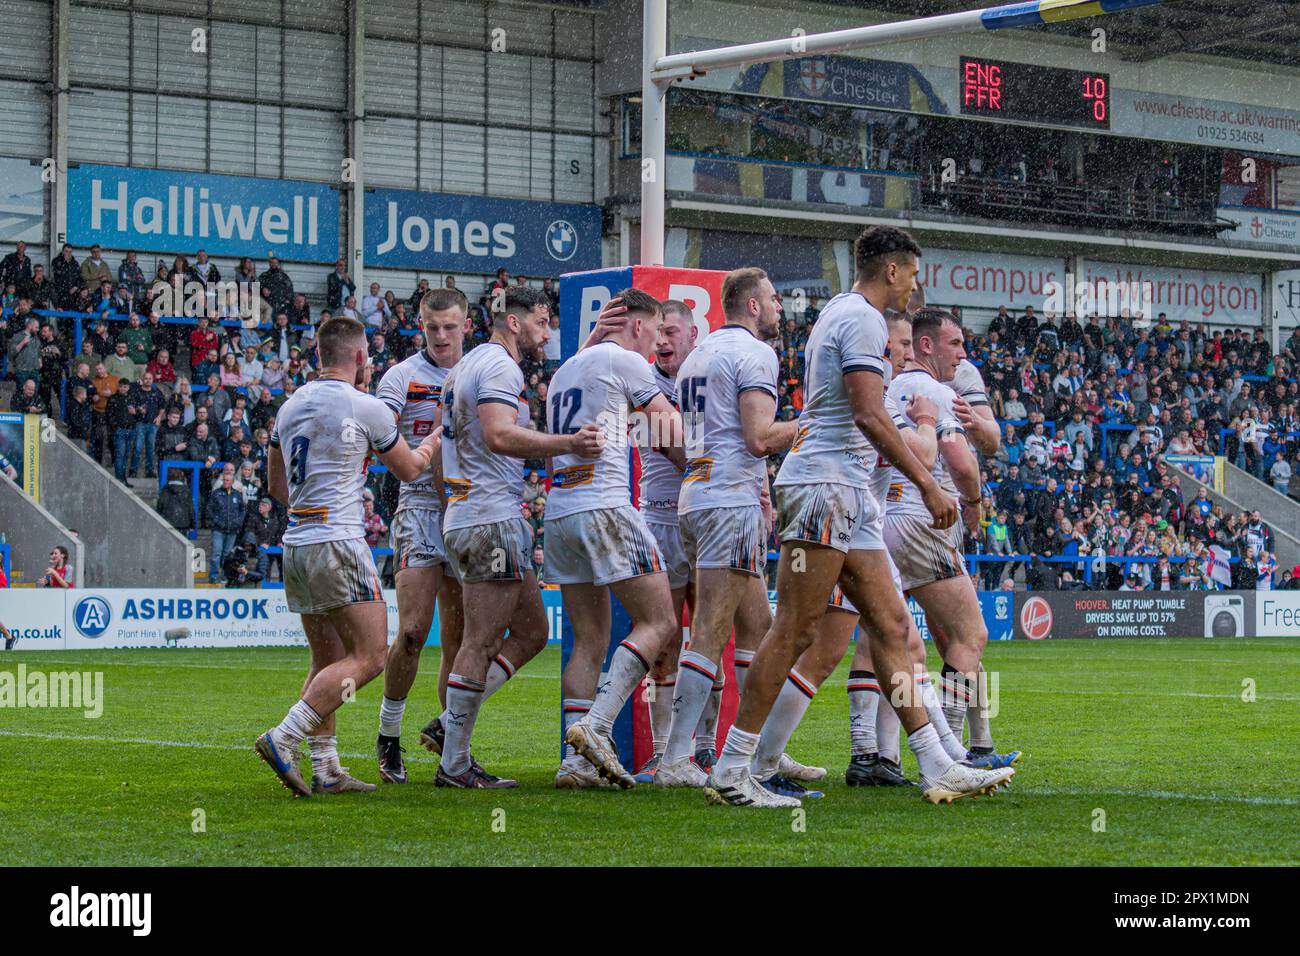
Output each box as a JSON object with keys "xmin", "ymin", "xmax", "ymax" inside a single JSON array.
[{"xmin": 640, "ymin": 0, "xmax": 1168, "ymax": 266}]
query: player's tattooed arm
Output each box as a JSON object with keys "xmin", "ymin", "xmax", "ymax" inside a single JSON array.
[
  {"xmin": 953, "ymin": 395, "xmax": 1000, "ymax": 456},
  {"xmin": 738, "ymin": 391, "xmax": 797, "ymax": 458},
  {"xmin": 903, "ymin": 393, "xmax": 938, "ymax": 471},
  {"xmin": 378, "ymin": 427, "xmax": 441, "ymax": 483},
  {"xmin": 580, "ymin": 296, "xmax": 629, "ymax": 351},
  {"xmin": 481, "ymin": 401, "xmax": 604, "ymax": 459},
  {"xmin": 846, "ymin": 370, "xmax": 956, "ymax": 530}
]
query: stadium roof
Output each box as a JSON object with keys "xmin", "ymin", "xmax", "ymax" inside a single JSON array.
[{"xmin": 850, "ymin": 1, "xmax": 1300, "ymax": 67}]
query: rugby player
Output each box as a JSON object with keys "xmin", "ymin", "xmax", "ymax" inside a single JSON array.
[
  {"xmin": 747, "ymin": 309, "xmax": 967, "ymax": 797},
  {"xmin": 372, "ymin": 289, "xmax": 472, "ymax": 784},
  {"xmin": 436, "ymin": 287, "xmax": 604, "ymax": 788},
  {"xmin": 547, "ymin": 288, "xmax": 686, "ymax": 788},
  {"xmin": 655, "ymin": 268, "xmax": 799, "ymax": 788},
  {"xmin": 888, "ymin": 308, "xmax": 1020, "ymax": 770},
  {"xmin": 705, "ymin": 226, "xmax": 1012, "ymax": 807},
  {"xmin": 256, "ymin": 316, "xmax": 441, "ymax": 798},
  {"xmin": 582, "ymin": 297, "xmax": 702, "ymax": 781}
]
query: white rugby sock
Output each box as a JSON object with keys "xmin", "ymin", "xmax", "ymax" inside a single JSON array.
[
  {"xmin": 917, "ymin": 672, "xmax": 967, "ymax": 761},
  {"xmin": 967, "ymin": 664, "xmax": 994, "ymax": 751},
  {"xmin": 379, "ymin": 695, "xmax": 406, "ymax": 738},
  {"xmin": 649, "ymin": 673, "xmax": 676, "ymax": 755},
  {"xmin": 437, "ymin": 653, "xmax": 515, "ymax": 731},
  {"xmin": 752, "ymin": 669, "xmax": 817, "ymax": 780},
  {"xmin": 907, "ymin": 723, "xmax": 954, "ymax": 781},
  {"xmin": 693, "ymin": 677, "xmax": 723, "ymax": 752},
  {"xmin": 877, "ymin": 674, "xmax": 903, "ymax": 766},
  {"xmin": 308, "ymin": 734, "xmax": 338, "ymax": 775},
  {"xmin": 847, "ymin": 670, "xmax": 880, "ymax": 756},
  {"xmin": 662, "ymin": 650, "xmax": 716, "ymax": 764},
  {"xmin": 276, "ymin": 699, "xmax": 322, "ymax": 746},
  {"xmin": 733, "ymin": 648, "xmax": 755, "ymax": 696},
  {"xmin": 562, "ymin": 698, "xmax": 592, "ymax": 761},
  {"xmin": 713, "ymin": 725, "xmax": 761, "ymax": 781},
  {"xmin": 441, "ymin": 673, "xmax": 485, "ymax": 776},
  {"xmin": 586, "ymin": 641, "xmax": 650, "ymax": 735},
  {"xmin": 940, "ymin": 664, "xmax": 972, "ymax": 744},
  {"xmin": 485, "ymin": 653, "xmax": 516, "ymax": 698}
]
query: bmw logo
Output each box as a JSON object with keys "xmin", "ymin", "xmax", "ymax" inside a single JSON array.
[
  {"xmin": 73, "ymin": 596, "xmax": 112, "ymax": 638},
  {"xmin": 545, "ymin": 220, "xmax": 579, "ymax": 262}
]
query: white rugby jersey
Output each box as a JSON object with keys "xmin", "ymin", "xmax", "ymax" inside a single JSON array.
[
  {"xmin": 951, "ymin": 359, "xmax": 990, "ymax": 409},
  {"xmin": 376, "ymin": 349, "xmax": 450, "ymax": 514},
  {"xmin": 868, "ymin": 392, "xmax": 908, "ymax": 507},
  {"xmin": 884, "ymin": 368, "xmax": 964, "ymax": 518},
  {"xmin": 441, "ymin": 342, "xmax": 531, "ymax": 532},
  {"xmin": 676, "ymin": 324, "xmax": 778, "ymax": 514},
  {"xmin": 545, "ymin": 341, "xmax": 660, "ymax": 520},
  {"xmin": 775, "ymin": 291, "xmax": 888, "ymax": 490},
  {"xmin": 271, "ymin": 378, "xmax": 399, "ymax": 546},
  {"xmin": 638, "ymin": 361, "xmax": 685, "ymax": 524}
]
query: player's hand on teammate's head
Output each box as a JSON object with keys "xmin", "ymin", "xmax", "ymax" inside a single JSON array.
[
  {"xmin": 921, "ymin": 481, "xmax": 958, "ymax": 530},
  {"xmin": 593, "ymin": 297, "xmax": 629, "ymax": 339},
  {"xmin": 951, "ymin": 394, "xmax": 976, "ymax": 429},
  {"xmin": 570, "ymin": 421, "xmax": 606, "ymax": 458},
  {"xmin": 908, "ymin": 393, "xmax": 938, "ymax": 425}
]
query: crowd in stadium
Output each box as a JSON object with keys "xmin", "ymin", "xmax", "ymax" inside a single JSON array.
[{"xmin": 2, "ymin": 239, "xmax": 1296, "ymax": 592}]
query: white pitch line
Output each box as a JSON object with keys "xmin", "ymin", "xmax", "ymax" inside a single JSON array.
[{"xmin": 2, "ymin": 729, "xmax": 1298, "ymax": 806}]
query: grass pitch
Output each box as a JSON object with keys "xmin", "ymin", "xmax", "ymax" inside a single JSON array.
[{"xmin": 1, "ymin": 639, "xmax": 1297, "ymax": 866}]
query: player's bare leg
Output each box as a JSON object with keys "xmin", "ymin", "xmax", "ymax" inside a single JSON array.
[
  {"xmin": 706, "ymin": 542, "xmax": 841, "ymax": 807},
  {"xmin": 435, "ymin": 575, "xmax": 465, "ymax": 710},
  {"xmin": 420, "ymin": 573, "xmax": 545, "ymax": 767},
  {"xmin": 376, "ymin": 564, "xmax": 441, "ymax": 782},
  {"xmin": 257, "ymin": 601, "xmax": 388, "ymax": 797},
  {"xmin": 930, "ymin": 613, "xmax": 1019, "ymax": 770},
  {"xmin": 305, "ymin": 620, "xmax": 376, "ymax": 794},
  {"xmin": 564, "ymin": 572, "xmax": 676, "ymax": 788},
  {"xmin": 750, "ymin": 605, "xmax": 856, "ymax": 798},
  {"xmin": 435, "ymin": 577, "xmax": 527, "ymax": 788},
  {"xmin": 657, "ymin": 568, "xmax": 751, "ymax": 786},
  {"xmin": 638, "ymin": 582, "xmax": 690, "ymax": 781}
]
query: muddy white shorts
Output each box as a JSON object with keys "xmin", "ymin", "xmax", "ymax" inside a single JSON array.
[{"xmin": 283, "ymin": 538, "xmax": 383, "ymax": 614}]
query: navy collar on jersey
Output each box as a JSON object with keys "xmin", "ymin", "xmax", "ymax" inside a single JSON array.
[
  {"xmin": 653, "ymin": 360, "xmax": 674, "ymax": 379},
  {"xmin": 720, "ymin": 322, "xmax": 761, "ymax": 340},
  {"xmin": 419, "ymin": 347, "xmax": 438, "ymax": 367}
]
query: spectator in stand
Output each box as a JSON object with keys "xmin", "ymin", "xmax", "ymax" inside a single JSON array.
[
  {"xmin": 326, "ymin": 257, "xmax": 355, "ymax": 311},
  {"xmin": 286, "ymin": 293, "xmax": 310, "ymax": 326},
  {"xmin": 80, "ymin": 244, "xmax": 112, "ymax": 293},
  {"xmin": 1270, "ymin": 451, "xmax": 1292, "ymax": 494},
  {"xmin": 89, "ymin": 361, "xmax": 119, "ymax": 463},
  {"xmin": 186, "ymin": 419, "xmax": 220, "ymax": 471},
  {"xmin": 157, "ymin": 407, "xmax": 189, "ymax": 467},
  {"xmin": 144, "ymin": 311, "xmax": 176, "ymax": 361},
  {"xmin": 11, "ymin": 377, "xmax": 45, "ymax": 415},
  {"xmin": 117, "ymin": 312, "xmax": 151, "ymax": 372},
  {"xmin": 189, "ymin": 316, "xmax": 219, "ymax": 372},
  {"xmin": 42, "ymin": 546, "xmax": 74, "ymax": 588},
  {"xmin": 8, "ymin": 316, "xmax": 40, "ymax": 390},
  {"xmin": 240, "ymin": 495, "xmax": 279, "ymax": 581},
  {"xmin": 205, "ymin": 468, "xmax": 245, "ymax": 581},
  {"xmin": 156, "ymin": 466, "xmax": 196, "ymax": 533},
  {"xmin": 238, "ymin": 345, "xmax": 263, "ymax": 385},
  {"xmin": 0, "ymin": 241, "xmax": 32, "ymax": 289},
  {"xmin": 362, "ymin": 491, "xmax": 387, "ymax": 548},
  {"xmin": 104, "ymin": 340, "xmax": 137, "ymax": 383},
  {"xmin": 22, "ymin": 264, "xmax": 53, "ymax": 309},
  {"xmin": 129, "ymin": 372, "xmax": 166, "ymax": 480},
  {"xmin": 51, "ymin": 244, "xmax": 80, "ymax": 309},
  {"xmin": 218, "ymin": 352, "xmax": 242, "ymax": 389},
  {"xmin": 408, "ymin": 277, "xmax": 431, "ymax": 314},
  {"xmin": 117, "ymin": 250, "xmax": 146, "ymax": 306},
  {"xmin": 36, "ymin": 324, "xmax": 64, "ymax": 414},
  {"xmin": 258, "ymin": 256, "xmax": 294, "ymax": 316},
  {"xmin": 361, "ymin": 281, "xmax": 387, "ymax": 328},
  {"xmin": 146, "ymin": 349, "xmax": 177, "ymax": 398},
  {"xmin": 105, "ymin": 378, "xmax": 137, "ymax": 482}
]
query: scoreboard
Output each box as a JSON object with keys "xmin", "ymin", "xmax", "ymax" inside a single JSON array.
[{"xmin": 959, "ymin": 56, "xmax": 1110, "ymax": 130}]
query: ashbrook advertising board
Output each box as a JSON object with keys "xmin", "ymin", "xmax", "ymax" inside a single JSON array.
[{"xmin": 1015, "ymin": 591, "xmax": 1257, "ymax": 640}]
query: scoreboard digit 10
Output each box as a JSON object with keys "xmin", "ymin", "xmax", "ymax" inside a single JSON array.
[{"xmin": 959, "ymin": 56, "xmax": 1110, "ymax": 130}]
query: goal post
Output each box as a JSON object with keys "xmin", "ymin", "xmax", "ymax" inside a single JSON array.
[{"xmin": 639, "ymin": 0, "xmax": 1168, "ymax": 265}]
